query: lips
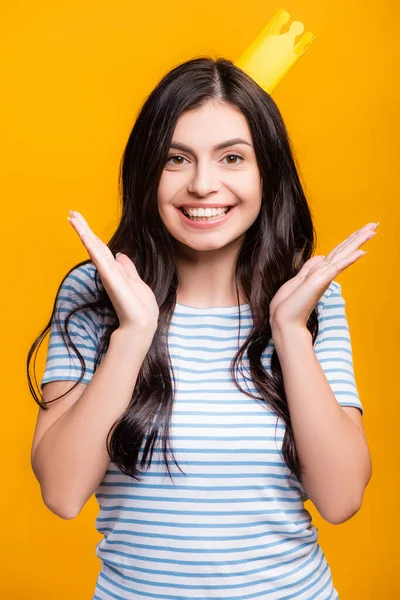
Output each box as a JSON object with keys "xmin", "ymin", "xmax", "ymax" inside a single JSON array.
[{"xmin": 175, "ymin": 204, "xmax": 237, "ymax": 229}]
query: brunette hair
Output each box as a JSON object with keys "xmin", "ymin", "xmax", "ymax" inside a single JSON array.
[{"xmin": 27, "ymin": 56, "xmax": 319, "ymax": 483}]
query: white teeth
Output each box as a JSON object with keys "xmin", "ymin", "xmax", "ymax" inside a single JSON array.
[{"xmin": 182, "ymin": 207, "xmax": 230, "ymax": 218}]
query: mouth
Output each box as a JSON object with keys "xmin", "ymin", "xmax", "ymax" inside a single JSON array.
[
  {"xmin": 175, "ymin": 205, "xmax": 237, "ymax": 229},
  {"xmin": 178, "ymin": 206, "xmax": 233, "ymax": 221}
]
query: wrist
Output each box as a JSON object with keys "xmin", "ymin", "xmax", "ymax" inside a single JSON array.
[
  {"xmin": 111, "ymin": 326, "xmax": 156, "ymax": 353},
  {"xmin": 270, "ymin": 322, "xmax": 312, "ymax": 348}
]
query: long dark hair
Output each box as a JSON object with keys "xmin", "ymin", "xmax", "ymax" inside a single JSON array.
[{"xmin": 27, "ymin": 56, "xmax": 319, "ymax": 483}]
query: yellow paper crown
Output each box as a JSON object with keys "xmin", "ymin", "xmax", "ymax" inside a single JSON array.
[{"xmin": 234, "ymin": 8, "xmax": 316, "ymax": 94}]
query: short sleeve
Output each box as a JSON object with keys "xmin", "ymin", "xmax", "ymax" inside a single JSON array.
[
  {"xmin": 314, "ymin": 280, "xmax": 364, "ymax": 415},
  {"xmin": 40, "ymin": 263, "xmax": 101, "ymax": 390}
]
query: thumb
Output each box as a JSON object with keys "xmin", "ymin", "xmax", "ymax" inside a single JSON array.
[{"xmin": 115, "ymin": 252, "xmax": 140, "ymax": 278}]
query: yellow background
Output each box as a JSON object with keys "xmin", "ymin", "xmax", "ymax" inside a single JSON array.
[{"xmin": 2, "ymin": 0, "xmax": 398, "ymax": 598}]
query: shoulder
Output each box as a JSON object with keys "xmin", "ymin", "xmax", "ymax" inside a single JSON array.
[
  {"xmin": 58, "ymin": 262, "xmax": 116, "ymax": 332},
  {"xmin": 58, "ymin": 262, "xmax": 99, "ymax": 301}
]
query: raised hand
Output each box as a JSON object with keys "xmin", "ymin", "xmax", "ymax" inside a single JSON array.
[
  {"xmin": 67, "ymin": 210, "xmax": 159, "ymax": 336},
  {"xmin": 269, "ymin": 221, "xmax": 380, "ymax": 331}
]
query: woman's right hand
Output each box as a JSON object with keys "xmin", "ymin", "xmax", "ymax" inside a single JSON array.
[{"xmin": 67, "ymin": 210, "xmax": 159, "ymax": 337}]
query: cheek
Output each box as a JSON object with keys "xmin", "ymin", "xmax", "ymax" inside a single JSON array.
[
  {"xmin": 157, "ymin": 198, "xmax": 179, "ymax": 237},
  {"xmin": 157, "ymin": 178, "xmax": 180, "ymax": 217},
  {"xmin": 157, "ymin": 181, "xmax": 171, "ymax": 217},
  {"xmin": 158, "ymin": 170, "xmax": 181, "ymax": 195},
  {"xmin": 239, "ymin": 191, "xmax": 262, "ymax": 215}
]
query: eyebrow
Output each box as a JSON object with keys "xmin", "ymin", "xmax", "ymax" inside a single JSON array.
[{"xmin": 169, "ymin": 138, "xmax": 253, "ymax": 153}]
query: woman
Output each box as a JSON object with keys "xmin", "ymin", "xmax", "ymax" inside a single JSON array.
[{"xmin": 28, "ymin": 56, "xmax": 373, "ymax": 599}]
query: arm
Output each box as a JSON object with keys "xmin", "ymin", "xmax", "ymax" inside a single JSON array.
[
  {"xmin": 32, "ymin": 210, "xmax": 160, "ymax": 520},
  {"xmin": 31, "ymin": 328, "xmax": 152, "ymax": 520},
  {"xmin": 272, "ymin": 323, "xmax": 372, "ymax": 524}
]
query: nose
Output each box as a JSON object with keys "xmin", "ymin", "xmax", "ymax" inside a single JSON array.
[{"xmin": 187, "ymin": 162, "xmax": 221, "ymax": 197}]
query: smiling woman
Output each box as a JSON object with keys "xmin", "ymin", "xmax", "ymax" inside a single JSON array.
[
  {"xmin": 27, "ymin": 56, "xmax": 364, "ymax": 599},
  {"xmin": 158, "ymin": 102, "xmax": 263, "ymax": 251}
]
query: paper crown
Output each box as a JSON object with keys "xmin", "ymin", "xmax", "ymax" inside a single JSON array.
[{"xmin": 234, "ymin": 8, "xmax": 316, "ymax": 94}]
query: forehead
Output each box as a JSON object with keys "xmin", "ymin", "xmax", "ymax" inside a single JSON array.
[{"xmin": 171, "ymin": 101, "xmax": 252, "ymax": 148}]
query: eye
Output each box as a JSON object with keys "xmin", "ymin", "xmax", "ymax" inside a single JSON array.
[
  {"xmin": 223, "ymin": 154, "xmax": 244, "ymax": 165},
  {"xmin": 165, "ymin": 154, "xmax": 244, "ymax": 167},
  {"xmin": 166, "ymin": 155, "xmax": 188, "ymax": 166}
]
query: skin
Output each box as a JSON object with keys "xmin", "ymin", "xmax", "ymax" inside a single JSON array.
[
  {"xmin": 157, "ymin": 99, "xmax": 263, "ymax": 308},
  {"xmin": 66, "ymin": 209, "xmax": 377, "ymax": 519},
  {"xmin": 269, "ymin": 223, "xmax": 379, "ymax": 330},
  {"xmin": 67, "ymin": 106, "xmax": 379, "ymax": 516},
  {"xmin": 67, "ymin": 99, "xmax": 379, "ymax": 320}
]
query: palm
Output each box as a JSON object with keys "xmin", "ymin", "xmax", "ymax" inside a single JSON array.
[{"xmin": 269, "ymin": 222, "xmax": 378, "ymax": 329}]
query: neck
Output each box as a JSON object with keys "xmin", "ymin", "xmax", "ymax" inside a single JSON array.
[{"xmin": 174, "ymin": 236, "xmax": 248, "ymax": 308}]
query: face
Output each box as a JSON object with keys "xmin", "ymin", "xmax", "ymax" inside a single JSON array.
[{"xmin": 157, "ymin": 100, "xmax": 263, "ymax": 256}]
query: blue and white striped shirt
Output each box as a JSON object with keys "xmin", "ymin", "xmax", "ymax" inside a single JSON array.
[{"xmin": 41, "ymin": 263, "xmax": 363, "ymax": 599}]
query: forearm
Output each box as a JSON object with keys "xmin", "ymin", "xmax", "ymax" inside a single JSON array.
[
  {"xmin": 272, "ymin": 324, "xmax": 372, "ymax": 524},
  {"xmin": 32, "ymin": 328, "xmax": 152, "ymax": 518}
]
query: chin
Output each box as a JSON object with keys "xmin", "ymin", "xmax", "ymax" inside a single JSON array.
[
  {"xmin": 173, "ymin": 232, "xmax": 245, "ymax": 254},
  {"xmin": 186, "ymin": 241, "xmax": 229, "ymax": 252}
]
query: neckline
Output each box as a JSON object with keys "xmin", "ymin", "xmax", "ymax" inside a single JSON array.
[{"xmin": 175, "ymin": 301, "xmax": 251, "ymax": 315}]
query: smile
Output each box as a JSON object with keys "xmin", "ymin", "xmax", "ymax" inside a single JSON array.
[{"xmin": 175, "ymin": 205, "xmax": 236, "ymax": 229}]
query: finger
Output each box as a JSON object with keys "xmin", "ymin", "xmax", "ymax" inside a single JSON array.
[
  {"xmin": 67, "ymin": 219, "xmax": 107, "ymax": 270},
  {"xmin": 325, "ymin": 223, "xmax": 377, "ymax": 262},
  {"xmin": 330, "ymin": 222, "xmax": 376, "ymax": 256},
  {"xmin": 327, "ymin": 224, "xmax": 371, "ymax": 258},
  {"xmin": 69, "ymin": 211, "xmax": 115, "ymax": 263},
  {"xmin": 67, "ymin": 215, "xmax": 115, "ymax": 276},
  {"xmin": 68, "ymin": 214, "xmax": 139, "ymax": 283},
  {"xmin": 333, "ymin": 227, "xmax": 376, "ymax": 260},
  {"xmin": 71, "ymin": 211, "xmax": 107, "ymax": 249},
  {"xmin": 115, "ymin": 253, "xmax": 141, "ymax": 280},
  {"xmin": 323, "ymin": 248, "xmax": 367, "ymax": 277}
]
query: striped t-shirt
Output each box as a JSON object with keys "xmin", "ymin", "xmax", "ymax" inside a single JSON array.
[{"xmin": 41, "ymin": 263, "xmax": 363, "ymax": 600}]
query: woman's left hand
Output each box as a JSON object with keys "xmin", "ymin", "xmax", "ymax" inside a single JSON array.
[{"xmin": 269, "ymin": 221, "xmax": 379, "ymax": 331}]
